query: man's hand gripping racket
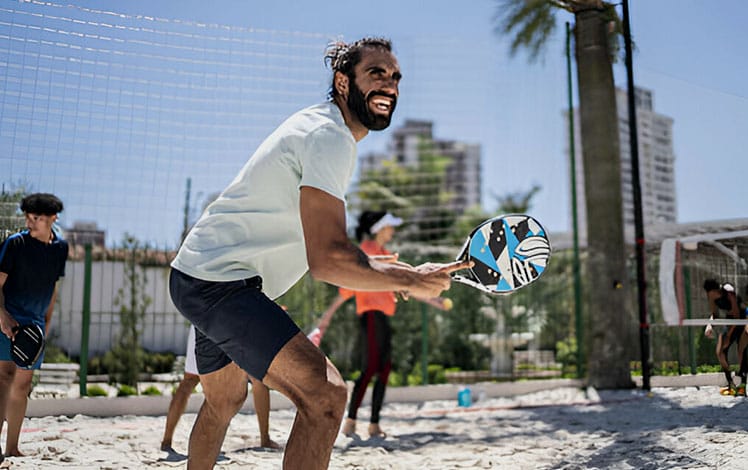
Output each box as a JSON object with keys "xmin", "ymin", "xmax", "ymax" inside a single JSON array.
[{"xmin": 452, "ymin": 214, "xmax": 551, "ymax": 294}]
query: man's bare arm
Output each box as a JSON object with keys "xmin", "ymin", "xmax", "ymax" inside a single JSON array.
[
  {"xmin": 299, "ymin": 186, "xmax": 470, "ymax": 299},
  {"xmin": 0, "ymin": 272, "xmax": 18, "ymax": 338}
]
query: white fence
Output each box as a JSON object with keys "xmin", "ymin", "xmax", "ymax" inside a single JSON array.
[{"xmin": 52, "ymin": 261, "xmax": 189, "ymax": 358}]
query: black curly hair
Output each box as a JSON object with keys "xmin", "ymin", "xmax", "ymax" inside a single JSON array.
[
  {"xmin": 703, "ymin": 279, "xmax": 720, "ymax": 292},
  {"xmin": 354, "ymin": 210, "xmax": 387, "ymax": 242},
  {"xmin": 324, "ymin": 37, "xmax": 393, "ymax": 101},
  {"xmin": 20, "ymin": 193, "xmax": 64, "ymax": 215}
]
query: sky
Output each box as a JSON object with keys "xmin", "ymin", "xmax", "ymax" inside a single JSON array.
[{"xmin": 2, "ymin": 0, "xmax": 746, "ymax": 247}]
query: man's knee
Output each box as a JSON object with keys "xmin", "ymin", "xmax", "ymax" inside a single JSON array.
[
  {"xmin": 201, "ymin": 366, "xmax": 248, "ymax": 420},
  {"xmin": 304, "ymin": 365, "xmax": 347, "ymax": 421},
  {"xmin": 203, "ymin": 386, "xmax": 247, "ymax": 421}
]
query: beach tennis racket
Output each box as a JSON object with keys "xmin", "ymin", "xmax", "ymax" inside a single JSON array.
[
  {"xmin": 11, "ymin": 323, "xmax": 45, "ymax": 368},
  {"xmin": 452, "ymin": 214, "xmax": 551, "ymax": 295}
]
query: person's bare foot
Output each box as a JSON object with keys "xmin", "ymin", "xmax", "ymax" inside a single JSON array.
[
  {"xmin": 341, "ymin": 417, "xmax": 356, "ymax": 437},
  {"xmin": 368, "ymin": 423, "xmax": 386, "ymax": 439},
  {"xmin": 4, "ymin": 448, "xmax": 24, "ymax": 457},
  {"xmin": 260, "ymin": 438, "xmax": 281, "ymax": 450}
]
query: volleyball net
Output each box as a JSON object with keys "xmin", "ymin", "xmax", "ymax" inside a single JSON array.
[
  {"xmin": 0, "ymin": 0, "xmax": 569, "ymax": 252},
  {"xmin": 659, "ymin": 229, "xmax": 748, "ymax": 326}
]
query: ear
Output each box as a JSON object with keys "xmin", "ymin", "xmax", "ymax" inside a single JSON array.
[{"xmin": 334, "ymin": 71, "xmax": 349, "ymax": 98}]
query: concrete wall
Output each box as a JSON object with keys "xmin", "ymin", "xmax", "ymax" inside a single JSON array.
[{"xmin": 51, "ymin": 261, "xmax": 189, "ymax": 358}]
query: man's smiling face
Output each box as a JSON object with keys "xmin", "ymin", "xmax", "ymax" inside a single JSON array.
[{"xmin": 346, "ymin": 47, "xmax": 401, "ymax": 131}]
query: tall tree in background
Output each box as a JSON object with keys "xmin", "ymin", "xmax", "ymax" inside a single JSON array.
[
  {"xmin": 494, "ymin": 0, "xmax": 634, "ymax": 388},
  {"xmin": 355, "ymin": 138, "xmax": 457, "ymax": 243},
  {"xmin": 105, "ymin": 234, "xmax": 152, "ymax": 386},
  {"xmin": 0, "ymin": 185, "xmax": 28, "ymax": 241}
]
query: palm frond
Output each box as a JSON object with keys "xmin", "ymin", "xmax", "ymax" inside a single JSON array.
[{"xmin": 494, "ymin": 0, "xmax": 562, "ymax": 62}]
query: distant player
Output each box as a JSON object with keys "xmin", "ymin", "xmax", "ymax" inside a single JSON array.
[
  {"xmin": 0, "ymin": 193, "xmax": 68, "ymax": 460},
  {"xmin": 316, "ymin": 211, "xmax": 454, "ymax": 439},
  {"xmin": 160, "ymin": 325, "xmax": 280, "ymax": 455},
  {"xmin": 703, "ymin": 279, "xmax": 748, "ymax": 396}
]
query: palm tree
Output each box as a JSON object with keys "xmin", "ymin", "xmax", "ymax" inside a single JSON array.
[{"xmin": 494, "ymin": 0, "xmax": 634, "ymax": 388}]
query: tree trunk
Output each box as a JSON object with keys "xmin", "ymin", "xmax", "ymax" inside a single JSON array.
[{"xmin": 574, "ymin": 8, "xmax": 634, "ymax": 389}]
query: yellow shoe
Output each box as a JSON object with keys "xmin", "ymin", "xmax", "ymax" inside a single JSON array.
[
  {"xmin": 736, "ymin": 384, "xmax": 746, "ymax": 397},
  {"xmin": 720, "ymin": 385, "xmax": 736, "ymax": 396}
]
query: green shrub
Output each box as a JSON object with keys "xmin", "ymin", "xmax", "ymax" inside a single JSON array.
[
  {"xmin": 142, "ymin": 352, "xmax": 176, "ymax": 374},
  {"xmin": 141, "ymin": 385, "xmax": 162, "ymax": 396},
  {"xmin": 696, "ymin": 364, "xmax": 724, "ymax": 374},
  {"xmin": 387, "ymin": 371, "xmax": 403, "ymax": 387},
  {"xmin": 117, "ymin": 384, "xmax": 138, "ymax": 397},
  {"xmin": 43, "ymin": 344, "xmax": 73, "ymax": 363},
  {"xmin": 87, "ymin": 356, "xmax": 107, "ymax": 375},
  {"xmin": 407, "ymin": 363, "xmax": 447, "ymax": 386},
  {"xmin": 87, "ymin": 385, "xmax": 108, "ymax": 397}
]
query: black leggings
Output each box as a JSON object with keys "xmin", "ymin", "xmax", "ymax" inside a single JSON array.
[{"xmin": 347, "ymin": 310, "xmax": 392, "ymax": 423}]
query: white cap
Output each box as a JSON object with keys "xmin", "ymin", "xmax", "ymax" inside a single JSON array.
[
  {"xmin": 722, "ymin": 283, "xmax": 735, "ymax": 293},
  {"xmin": 370, "ymin": 213, "xmax": 403, "ymax": 235}
]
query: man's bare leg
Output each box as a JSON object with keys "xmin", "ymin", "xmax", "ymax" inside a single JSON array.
[
  {"xmin": 5, "ymin": 368, "xmax": 32, "ymax": 457},
  {"xmin": 0, "ymin": 362, "xmax": 16, "ymax": 460},
  {"xmin": 263, "ymin": 332, "xmax": 347, "ymax": 470},
  {"xmin": 736, "ymin": 329, "xmax": 748, "ymax": 393},
  {"xmin": 187, "ymin": 363, "xmax": 248, "ymax": 470},
  {"xmin": 161, "ymin": 373, "xmax": 200, "ymax": 451},
  {"xmin": 716, "ymin": 335, "xmax": 731, "ymax": 380},
  {"xmin": 249, "ymin": 377, "xmax": 280, "ymax": 449}
]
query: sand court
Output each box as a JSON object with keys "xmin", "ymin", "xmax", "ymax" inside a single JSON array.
[{"xmin": 3, "ymin": 377, "xmax": 747, "ymax": 469}]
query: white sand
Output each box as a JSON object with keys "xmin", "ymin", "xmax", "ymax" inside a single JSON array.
[{"xmin": 4, "ymin": 384, "xmax": 748, "ymax": 469}]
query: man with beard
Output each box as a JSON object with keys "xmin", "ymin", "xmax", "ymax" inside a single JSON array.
[{"xmin": 169, "ymin": 37, "xmax": 471, "ymax": 470}]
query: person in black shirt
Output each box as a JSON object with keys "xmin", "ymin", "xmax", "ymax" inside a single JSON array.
[{"xmin": 0, "ymin": 193, "xmax": 68, "ymax": 459}]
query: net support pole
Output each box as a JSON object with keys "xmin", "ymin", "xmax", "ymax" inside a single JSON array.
[
  {"xmin": 421, "ymin": 302, "xmax": 429, "ymax": 385},
  {"xmin": 79, "ymin": 244, "xmax": 92, "ymax": 397},
  {"xmin": 566, "ymin": 21, "xmax": 584, "ymax": 378},
  {"xmin": 684, "ymin": 268, "xmax": 696, "ymax": 374},
  {"xmin": 622, "ymin": 0, "xmax": 651, "ymax": 390}
]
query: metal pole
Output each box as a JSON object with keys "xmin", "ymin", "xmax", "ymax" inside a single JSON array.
[
  {"xmin": 684, "ymin": 268, "xmax": 696, "ymax": 374},
  {"xmin": 421, "ymin": 303, "xmax": 429, "ymax": 385},
  {"xmin": 182, "ymin": 177, "xmax": 191, "ymax": 242},
  {"xmin": 566, "ymin": 22, "xmax": 584, "ymax": 378},
  {"xmin": 79, "ymin": 243, "xmax": 92, "ymax": 397},
  {"xmin": 622, "ymin": 0, "xmax": 651, "ymax": 390}
]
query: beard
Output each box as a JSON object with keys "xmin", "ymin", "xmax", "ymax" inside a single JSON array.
[{"xmin": 347, "ymin": 79, "xmax": 397, "ymax": 131}]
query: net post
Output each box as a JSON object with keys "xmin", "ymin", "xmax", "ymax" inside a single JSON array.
[
  {"xmin": 421, "ymin": 302, "xmax": 429, "ymax": 385},
  {"xmin": 683, "ymin": 267, "xmax": 696, "ymax": 374},
  {"xmin": 79, "ymin": 244, "xmax": 92, "ymax": 397}
]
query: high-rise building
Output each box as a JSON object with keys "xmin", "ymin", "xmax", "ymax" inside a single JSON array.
[
  {"xmin": 357, "ymin": 119, "xmax": 482, "ymax": 215},
  {"xmin": 570, "ymin": 86, "xmax": 676, "ymax": 243}
]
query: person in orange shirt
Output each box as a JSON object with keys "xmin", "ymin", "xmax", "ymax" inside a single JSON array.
[{"xmin": 315, "ymin": 210, "xmax": 402, "ymax": 439}]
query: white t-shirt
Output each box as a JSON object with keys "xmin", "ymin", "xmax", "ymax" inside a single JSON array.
[{"xmin": 171, "ymin": 102, "xmax": 357, "ymax": 299}]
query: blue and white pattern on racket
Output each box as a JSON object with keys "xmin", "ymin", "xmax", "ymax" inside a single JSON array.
[{"xmin": 454, "ymin": 214, "xmax": 551, "ymax": 294}]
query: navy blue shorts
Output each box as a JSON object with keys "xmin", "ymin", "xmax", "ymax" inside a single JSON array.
[{"xmin": 169, "ymin": 268, "xmax": 300, "ymax": 379}]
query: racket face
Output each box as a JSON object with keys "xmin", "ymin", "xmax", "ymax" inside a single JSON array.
[
  {"xmin": 455, "ymin": 214, "xmax": 551, "ymax": 294},
  {"xmin": 11, "ymin": 324, "xmax": 45, "ymax": 368}
]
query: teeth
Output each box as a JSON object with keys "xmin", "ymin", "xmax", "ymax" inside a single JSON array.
[{"xmin": 372, "ymin": 99, "xmax": 390, "ymax": 110}]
